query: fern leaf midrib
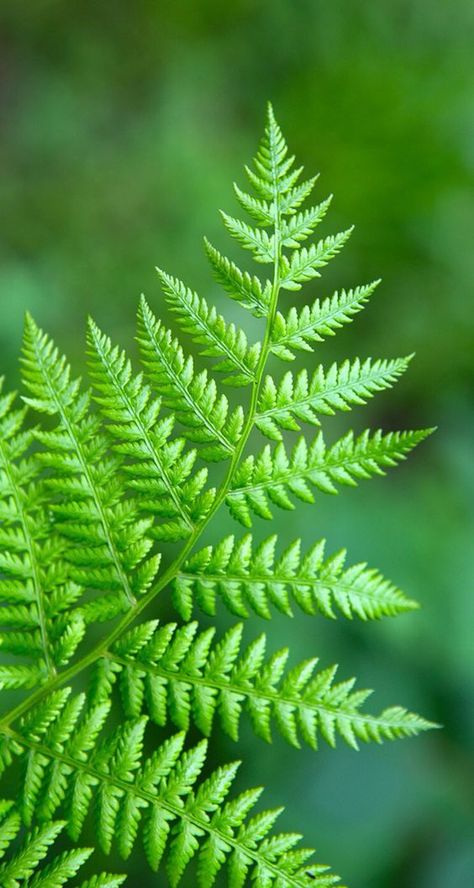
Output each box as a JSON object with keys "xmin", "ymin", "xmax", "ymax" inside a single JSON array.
[
  {"xmin": 0, "ymin": 439, "xmax": 55, "ymax": 677},
  {"xmin": 0, "ymin": 131, "xmax": 284, "ymax": 733},
  {"xmin": 29, "ymin": 331, "xmax": 137, "ymax": 609},
  {"xmin": 176, "ymin": 568, "xmax": 404, "ymax": 607},
  {"xmin": 1, "ymin": 726, "xmax": 316, "ymax": 888}
]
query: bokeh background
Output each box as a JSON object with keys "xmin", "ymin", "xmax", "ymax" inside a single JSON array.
[{"xmin": 0, "ymin": 2, "xmax": 473, "ymax": 886}]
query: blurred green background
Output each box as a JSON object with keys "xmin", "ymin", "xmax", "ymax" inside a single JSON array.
[{"xmin": 0, "ymin": 1, "xmax": 473, "ymax": 886}]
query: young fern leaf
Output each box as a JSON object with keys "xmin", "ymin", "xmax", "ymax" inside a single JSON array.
[
  {"xmin": 0, "ymin": 693, "xmax": 343, "ymax": 887},
  {"xmin": 173, "ymin": 534, "xmax": 418, "ymax": 621},
  {"xmin": 0, "ymin": 800, "xmax": 125, "ymax": 887},
  {"xmin": 255, "ymin": 356, "xmax": 412, "ymax": 440},
  {"xmin": 227, "ymin": 428, "xmax": 432, "ymax": 527},
  {"xmin": 94, "ymin": 620, "xmax": 434, "ymax": 750},
  {"xmin": 87, "ymin": 320, "xmax": 213, "ymax": 542},
  {"xmin": 21, "ymin": 316, "xmax": 160, "ymax": 624}
]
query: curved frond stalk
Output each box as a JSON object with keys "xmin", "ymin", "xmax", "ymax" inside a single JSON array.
[
  {"xmin": 95, "ymin": 620, "xmax": 434, "ymax": 750},
  {"xmin": 270, "ymin": 282, "xmax": 380, "ymax": 361},
  {"xmin": 0, "ymin": 693, "xmax": 344, "ymax": 887},
  {"xmin": 137, "ymin": 297, "xmax": 244, "ymax": 461},
  {"xmin": 0, "ymin": 380, "xmax": 85, "ymax": 684},
  {"xmin": 227, "ymin": 428, "xmax": 434, "ymax": 527},
  {"xmin": 87, "ymin": 321, "xmax": 214, "ymax": 542},
  {"xmin": 0, "ymin": 799, "xmax": 126, "ymax": 887},
  {"xmin": 21, "ymin": 316, "xmax": 160, "ymax": 622},
  {"xmin": 173, "ymin": 533, "xmax": 418, "ymax": 621},
  {"xmin": 256, "ymin": 356, "xmax": 412, "ymax": 440}
]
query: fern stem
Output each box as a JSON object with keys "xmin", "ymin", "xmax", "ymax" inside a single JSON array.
[
  {"xmin": 0, "ymin": 442, "xmax": 55, "ymax": 677},
  {"xmin": 0, "ymin": 147, "xmax": 283, "ymax": 731}
]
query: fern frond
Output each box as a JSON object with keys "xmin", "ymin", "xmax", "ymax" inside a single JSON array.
[
  {"xmin": 173, "ymin": 533, "xmax": 418, "ymax": 621},
  {"xmin": 0, "ymin": 104, "xmax": 436, "ymax": 888},
  {"xmin": 137, "ymin": 296, "xmax": 244, "ymax": 461},
  {"xmin": 227, "ymin": 428, "xmax": 433, "ymax": 526},
  {"xmin": 87, "ymin": 320, "xmax": 213, "ymax": 542},
  {"xmin": 96, "ymin": 620, "xmax": 434, "ymax": 751},
  {"xmin": 256, "ymin": 356, "xmax": 411, "ymax": 440},
  {"xmin": 21, "ymin": 316, "xmax": 159, "ymax": 622},
  {"xmin": 0, "ymin": 380, "xmax": 85, "ymax": 681},
  {"xmin": 157, "ymin": 268, "xmax": 261, "ymax": 385},
  {"xmin": 0, "ymin": 694, "xmax": 343, "ymax": 887},
  {"xmin": 0, "ymin": 800, "xmax": 125, "ymax": 887},
  {"xmin": 270, "ymin": 282, "xmax": 380, "ymax": 361}
]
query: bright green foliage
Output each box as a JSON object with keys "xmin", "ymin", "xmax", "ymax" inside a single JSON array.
[
  {"xmin": 157, "ymin": 268, "xmax": 261, "ymax": 386},
  {"xmin": 255, "ymin": 357, "xmax": 412, "ymax": 439},
  {"xmin": 21, "ymin": 316, "xmax": 160, "ymax": 624},
  {"xmin": 0, "ymin": 105, "xmax": 435, "ymax": 886},
  {"xmin": 0, "ymin": 799, "xmax": 125, "ymax": 887},
  {"xmin": 92, "ymin": 620, "xmax": 434, "ymax": 749},
  {"xmin": 0, "ymin": 381, "xmax": 85, "ymax": 686},
  {"xmin": 87, "ymin": 320, "xmax": 214, "ymax": 542},
  {"xmin": 270, "ymin": 282, "xmax": 380, "ymax": 361},
  {"xmin": 0, "ymin": 695, "xmax": 342, "ymax": 887},
  {"xmin": 227, "ymin": 428, "xmax": 432, "ymax": 527},
  {"xmin": 173, "ymin": 534, "xmax": 418, "ymax": 621},
  {"xmin": 137, "ymin": 297, "xmax": 244, "ymax": 461}
]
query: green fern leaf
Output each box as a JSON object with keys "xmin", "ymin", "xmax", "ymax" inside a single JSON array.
[
  {"xmin": 99, "ymin": 620, "xmax": 434, "ymax": 750},
  {"xmin": 280, "ymin": 229, "xmax": 354, "ymax": 291},
  {"xmin": 21, "ymin": 316, "xmax": 160, "ymax": 623},
  {"xmin": 255, "ymin": 356, "xmax": 412, "ymax": 440},
  {"xmin": 0, "ymin": 380, "xmax": 84, "ymax": 680},
  {"xmin": 157, "ymin": 268, "xmax": 261, "ymax": 385},
  {"xmin": 0, "ymin": 103, "xmax": 437, "ymax": 888},
  {"xmin": 0, "ymin": 800, "xmax": 125, "ymax": 887},
  {"xmin": 0, "ymin": 694, "xmax": 343, "ymax": 887},
  {"xmin": 173, "ymin": 533, "xmax": 417, "ymax": 621},
  {"xmin": 87, "ymin": 320, "xmax": 212, "ymax": 541},
  {"xmin": 137, "ymin": 296, "xmax": 244, "ymax": 461},
  {"xmin": 204, "ymin": 239, "xmax": 272, "ymax": 317},
  {"xmin": 270, "ymin": 282, "xmax": 380, "ymax": 361},
  {"xmin": 227, "ymin": 428, "xmax": 433, "ymax": 526}
]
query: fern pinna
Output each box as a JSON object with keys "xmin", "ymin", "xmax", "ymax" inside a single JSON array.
[{"xmin": 0, "ymin": 105, "xmax": 436, "ymax": 887}]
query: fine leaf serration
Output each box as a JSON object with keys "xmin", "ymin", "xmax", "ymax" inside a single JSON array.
[{"xmin": 0, "ymin": 104, "xmax": 436, "ymax": 887}]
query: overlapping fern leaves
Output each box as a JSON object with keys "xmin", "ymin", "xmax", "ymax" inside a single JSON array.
[
  {"xmin": 0, "ymin": 105, "xmax": 436, "ymax": 886},
  {"xmin": 0, "ymin": 799, "xmax": 125, "ymax": 887}
]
